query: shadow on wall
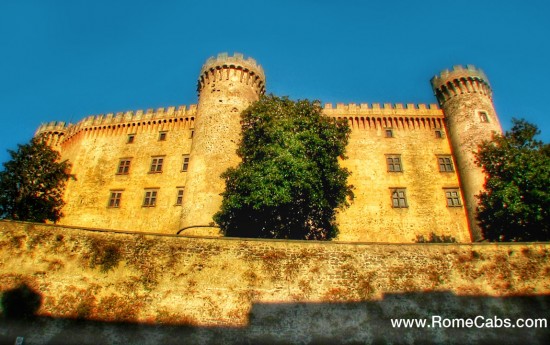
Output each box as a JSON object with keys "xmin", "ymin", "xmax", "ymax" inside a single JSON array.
[
  {"xmin": 1, "ymin": 284, "xmax": 42, "ymax": 320},
  {"xmin": 0, "ymin": 287, "xmax": 548, "ymax": 345}
]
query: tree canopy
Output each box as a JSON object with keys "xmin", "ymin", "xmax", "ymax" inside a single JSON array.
[
  {"xmin": 213, "ymin": 95, "xmax": 353, "ymax": 240},
  {"xmin": 0, "ymin": 136, "xmax": 73, "ymax": 223},
  {"xmin": 475, "ymin": 119, "xmax": 550, "ymax": 241}
]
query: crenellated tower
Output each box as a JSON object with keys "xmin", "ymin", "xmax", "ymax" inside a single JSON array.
[
  {"xmin": 431, "ymin": 65, "xmax": 503, "ymax": 241},
  {"xmin": 35, "ymin": 121, "xmax": 68, "ymax": 152},
  {"xmin": 180, "ymin": 53, "xmax": 266, "ymax": 234}
]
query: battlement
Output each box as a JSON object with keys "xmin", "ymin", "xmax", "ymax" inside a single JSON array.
[
  {"xmin": 431, "ymin": 65, "xmax": 492, "ymax": 103},
  {"xmin": 35, "ymin": 105, "xmax": 198, "ymax": 142},
  {"xmin": 35, "ymin": 121, "xmax": 69, "ymax": 136},
  {"xmin": 198, "ymin": 52, "xmax": 266, "ymax": 94},
  {"xmin": 200, "ymin": 52, "xmax": 265, "ymax": 78},
  {"xmin": 322, "ymin": 103, "xmax": 442, "ymax": 116},
  {"xmin": 430, "ymin": 65, "xmax": 490, "ymax": 90}
]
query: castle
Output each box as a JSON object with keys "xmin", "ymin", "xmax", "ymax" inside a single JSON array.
[{"xmin": 35, "ymin": 53, "xmax": 502, "ymax": 242}]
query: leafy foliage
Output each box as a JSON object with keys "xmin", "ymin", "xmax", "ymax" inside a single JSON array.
[
  {"xmin": 214, "ymin": 95, "xmax": 353, "ymax": 240},
  {"xmin": 415, "ymin": 232, "xmax": 457, "ymax": 243},
  {"xmin": 475, "ymin": 119, "xmax": 550, "ymax": 241},
  {"xmin": 0, "ymin": 136, "xmax": 73, "ymax": 223}
]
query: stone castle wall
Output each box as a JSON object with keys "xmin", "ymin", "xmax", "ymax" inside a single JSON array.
[
  {"xmin": 34, "ymin": 55, "xmax": 500, "ymax": 243},
  {"xmin": 37, "ymin": 107, "xmax": 197, "ymax": 233},
  {"xmin": 1, "ymin": 221, "xmax": 548, "ymax": 344},
  {"xmin": 36, "ymin": 100, "xmax": 471, "ymax": 242}
]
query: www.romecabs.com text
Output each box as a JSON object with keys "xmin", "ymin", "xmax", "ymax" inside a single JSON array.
[{"xmin": 391, "ymin": 315, "xmax": 547, "ymax": 329}]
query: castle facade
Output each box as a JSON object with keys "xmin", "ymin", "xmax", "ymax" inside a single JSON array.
[{"xmin": 36, "ymin": 53, "xmax": 502, "ymax": 242}]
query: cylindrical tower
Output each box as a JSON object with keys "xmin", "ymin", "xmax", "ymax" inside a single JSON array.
[
  {"xmin": 431, "ymin": 65, "xmax": 502, "ymax": 241},
  {"xmin": 35, "ymin": 122, "xmax": 68, "ymax": 152},
  {"xmin": 180, "ymin": 53, "xmax": 266, "ymax": 235}
]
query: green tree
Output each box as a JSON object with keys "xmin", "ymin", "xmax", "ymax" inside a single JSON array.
[
  {"xmin": 475, "ymin": 119, "xmax": 550, "ymax": 241},
  {"xmin": 214, "ymin": 95, "xmax": 353, "ymax": 240},
  {"xmin": 0, "ymin": 136, "xmax": 73, "ymax": 223}
]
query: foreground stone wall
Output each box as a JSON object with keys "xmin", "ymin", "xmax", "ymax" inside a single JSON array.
[{"xmin": 0, "ymin": 221, "xmax": 548, "ymax": 344}]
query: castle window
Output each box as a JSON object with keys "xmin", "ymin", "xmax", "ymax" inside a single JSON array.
[
  {"xmin": 182, "ymin": 155, "xmax": 190, "ymax": 172},
  {"xmin": 108, "ymin": 191, "xmax": 122, "ymax": 208},
  {"xmin": 386, "ymin": 155, "xmax": 402, "ymax": 172},
  {"xmin": 127, "ymin": 134, "xmax": 135, "ymax": 143},
  {"xmin": 175, "ymin": 188, "xmax": 184, "ymax": 205},
  {"xmin": 438, "ymin": 156, "xmax": 454, "ymax": 172},
  {"xmin": 143, "ymin": 189, "xmax": 158, "ymax": 207},
  {"xmin": 435, "ymin": 130, "xmax": 443, "ymax": 139},
  {"xmin": 159, "ymin": 131, "xmax": 167, "ymax": 141},
  {"xmin": 150, "ymin": 156, "xmax": 164, "ymax": 173},
  {"xmin": 117, "ymin": 159, "xmax": 131, "ymax": 174},
  {"xmin": 479, "ymin": 111, "xmax": 489, "ymax": 123},
  {"xmin": 391, "ymin": 188, "xmax": 408, "ymax": 208},
  {"xmin": 444, "ymin": 188, "xmax": 462, "ymax": 207},
  {"xmin": 190, "ymin": 130, "xmax": 194, "ymax": 139},
  {"xmin": 385, "ymin": 128, "xmax": 394, "ymax": 138}
]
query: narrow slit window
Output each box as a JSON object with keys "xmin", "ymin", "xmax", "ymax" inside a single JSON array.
[
  {"xmin": 182, "ymin": 155, "xmax": 190, "ymax": 172},
  {"xmin": 175, "ymin": 188, "xmax": 184, "ymax": 205}
]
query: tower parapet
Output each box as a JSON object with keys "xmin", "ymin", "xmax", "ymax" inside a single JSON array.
[
  {"xmin": 431, "ymin": 65, "xmax": 492, "ymax": 104},
  {"xmin": 431, "ymin": 65, "xmax": 502, "ymax": 241},
  {"xmin": 198, "ymin": 52, "xmax": 265, "ymax": 95},
  {"xmin": 35, "ymin": 121, "xmax": 69, "ymax": 150},
  {"xmin": 180, "ymin": 53, "xmax": 266, "ymax": 235}
]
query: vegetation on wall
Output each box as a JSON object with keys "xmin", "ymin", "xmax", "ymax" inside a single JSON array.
[
  {"xmin": 476, "ymin": 118, "xmax": 550, "ymax": 241},
  {"xmin": 214, "ymin": 95, "xmax": 354, "ymax": 240},
  {"xmin": 0, "ymin": 136, "xmax": 73, "ymax": 223}
]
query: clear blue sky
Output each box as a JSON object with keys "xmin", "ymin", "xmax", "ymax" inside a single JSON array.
[{"xmin": 1, "ymin": 0, "xmax": 549, "ymax": 163}]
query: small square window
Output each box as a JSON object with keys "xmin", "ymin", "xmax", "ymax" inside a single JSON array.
[
  {"xmin": 159, "ymin": 132, "xmax": 167, "ymax": 141},
  {"xmin": 438, "ymin": 156, "xmax": 454, "ymax": 172},
  {"xmin": 108, "ymin": 191, "xmax": 122, "ymax": 208},
  {"xmin": 182, "ymin": 155, "xmax": 190, "ymax": 172},
  {"xmin": 127, "ymin": 134, "xmax": 135, "ymax": 143},
  {"xmin": 117, "ymin": 159, "xmax": 131, "ymax": 174},
  {"xmin": 175, "ymin": 188, "xmax": 184, "ymax": 205},
  {"xmin": 386, "ymin": 155, "xmax": 402, "ymax": 172},
  {"xmin": 391, "ymin": 188, "xmax": 408, "ymax": 208},
  {"xmin": 143, "ymin": 189, "xmax": 158, "ymax": 207},
  {"xmin": 479, "ymin": 111, "xmax": 489, "ymax": 123},
  {"xmin": 385, "ymin": 128, "xmax": 394, "ymax": 138},
  {"xmin": 150, "ymin": 157, "xmax": 164, "ymax": 173},
  {"xmin": 445, "ymin": 189, "xmax": 462, "ymax": 207},
  {"xmin": 435, "ymin": 130, "xmax": 443, "ymax": 139}
]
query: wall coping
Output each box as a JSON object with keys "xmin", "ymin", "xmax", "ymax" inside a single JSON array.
[{"xmin": 2, "ymin": 220, "xmax": 548, "ymax": 248}]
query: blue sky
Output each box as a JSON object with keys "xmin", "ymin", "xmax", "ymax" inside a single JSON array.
[{"xmin": 1, "ymin": 0, "xmax": 549, "ymax": 163}]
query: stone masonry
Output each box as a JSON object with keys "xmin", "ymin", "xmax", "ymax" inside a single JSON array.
[{"xmin": 35, "ymin": 54, "xmax": 502, "ymax": 242}]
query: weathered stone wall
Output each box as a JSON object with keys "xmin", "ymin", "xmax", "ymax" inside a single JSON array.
[
  {"xmin": 37, "ymin": 101, "xmax": 472, "ymax": 242},
  {"xmin": 1, "ymin": 221, "xmax": 548, "ymax": 344},
  {"xmin": 324, "ymin": 103, "xmax": 470, "ymax": 242},
  {"xmin": 431, "ymin": 65, "xmax": 503, "ymax": 240},
  {"xmin": 181, "ymin": 53, "xmax": 265, "ymax": 231},
  {"xmin": 34, "ymin": 56, "xmax": 503, "ymax": 243},
  {"xmin": 41, "ymin": 108, "xmax": 197, "ymax": 234}
]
